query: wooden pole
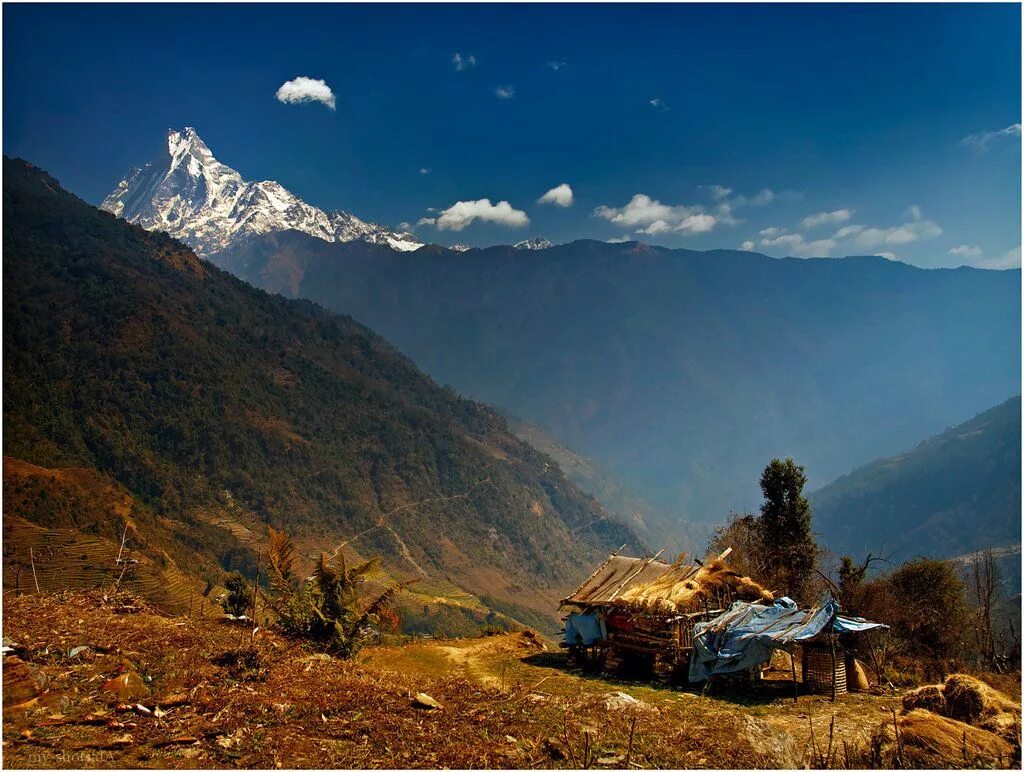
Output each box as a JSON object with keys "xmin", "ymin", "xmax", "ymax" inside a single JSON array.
[
  {"xmin": 251, "ymin": 548, "xmax": 262, "ymax": 643},
  {"xmin": 791, "ymin": 647, "xmax": 798, "ymax": 703},
  {"xmin": 830, "ymin": 634, "xmax": 838, "ymax": 702},
  {"xmin": 30, "ymin": 548, "xmax": 40, "ymax": 593}
]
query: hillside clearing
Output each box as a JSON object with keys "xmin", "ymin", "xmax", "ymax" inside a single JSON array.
[{"xmin": 0, "ymin": 591, "xmax": 952, "ymax": 769}]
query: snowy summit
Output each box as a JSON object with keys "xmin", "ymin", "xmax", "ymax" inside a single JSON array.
[{"xmin": 101, "ymin": 128, "xmax": 422, "ymax": 256}]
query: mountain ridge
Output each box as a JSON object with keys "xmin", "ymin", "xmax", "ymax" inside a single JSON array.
[
  {"xmin": 4, "ymin": 156, "xmax": 640, "ymax": 631},
  {"xmin": 101, "ymin": 128, "xmax": 422, "ymax": 256},
  {"xmin": 208, "ymin": 229, "xmax": 1020, "ymax": 532},
  {"xmin": 810, "ymin": 396, "xmax": 1021, "ymax": 562}
]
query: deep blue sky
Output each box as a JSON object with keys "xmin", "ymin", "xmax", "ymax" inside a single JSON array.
[{"xmin": 4, "ymin": 3, "xmax": 1021, "ymax": 267}]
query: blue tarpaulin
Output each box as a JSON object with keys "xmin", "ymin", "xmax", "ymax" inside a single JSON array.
[
  {"xmin": 688, "ymin": 597, "xmax": 886, "ymax": 682},
  {"xmin": 565, "ymin": 611, "xmax": 607, "ymax": 646}
]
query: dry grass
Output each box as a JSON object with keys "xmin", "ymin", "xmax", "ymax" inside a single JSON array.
[
  {"xmin": 0, "ymin": 590, "xmax": 920, "ymax": 769},
  {"xmin": 876, "ymin": 709, "xmax": 1015, "ymax": 768},
  {"xmin": 902, "ymin": 684, "xmax": 948, "ymax": 714},
  {"xmin": 943, "ymin": 673, "xmax": 1021, "ymax": 724}
]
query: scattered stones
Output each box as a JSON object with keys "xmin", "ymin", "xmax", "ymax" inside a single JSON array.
[
  {"xmin": 543, "ymin": 736, "xmax": 570, "ymax": 760},
  {"xmin": 101, "ymin": 672, "xmax": 150, "ymax": 701},
  {"xmin": 602, "ymin": 690, "xmax": 656, "ymax": 713},
  {"xmin": 412, "ymin": 692, "xmax": 442, "ymax": 710},
  {"xmin": 3, "ymin": 656, "xmax": 45, "ymax": 707}
]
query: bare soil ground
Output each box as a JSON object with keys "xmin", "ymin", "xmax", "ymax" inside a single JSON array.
[{"xmin": 0, "ymin": 590, "xmax": 984, "ymax": 769}]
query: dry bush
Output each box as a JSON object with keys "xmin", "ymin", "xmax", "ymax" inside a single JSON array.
[{"xmin": 980, "ymin": 712, "xmax": 1022, "ymax": 747}]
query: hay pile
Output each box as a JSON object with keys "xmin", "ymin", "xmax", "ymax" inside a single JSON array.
[
  {"xmin": 902, "ymin": 684, "xmax": 948, "ymax": 714},
  {"xmin": 616, "ymin": 557, "xmax": 772, "ymax": 613},
  {"xmin": 876, "ymin": 709, "xmax": 1015, "ymax": 768},
  {"xmin": 943, "ymin": 673, "xmax": 1020, "ymax": 724},
  {"xmin": 894, "ymin": 674, "xmax": 1021, "ymax": 766}
]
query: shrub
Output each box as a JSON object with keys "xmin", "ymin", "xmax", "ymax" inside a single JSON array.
[{"xmin": 265, "ymin": 526, "xmax": 414, "ymax": 658}]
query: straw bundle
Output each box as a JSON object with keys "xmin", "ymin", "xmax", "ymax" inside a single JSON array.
[
  {"xmin": 902, "ymin": 684, "xmax": 948, "ymax": 714},
  {"xmin": 891, "ymin": 709, "xmax": 1014, "ymax": 768},
  {"xmin": 616, "ymin": 556, "xmax": 772, "ymax": 613},
  {"xmin": 943, "ymin": 673, "xmax": 1020, "ymax": 724}
]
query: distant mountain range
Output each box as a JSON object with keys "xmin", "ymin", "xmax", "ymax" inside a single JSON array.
[
  {"xmin": 811, "ymin": 397, "xmax": 1021, "ymax": 562},
  {"xmin": 101, "ymin": 128, "xmax": 422, "ymax": 256},
  {"xmin": 203, "ymin": 232, "xmax": 1020, "ymax": 538},
  {"xmin": 99, "ymin": 133, "xmax": 1022, "ymax": 557},
  {"xmin": 5, "ymin": 157, "xmax": 639, "ymax": 632}
]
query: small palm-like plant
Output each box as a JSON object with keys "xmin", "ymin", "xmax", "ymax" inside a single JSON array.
[{"xmin": 266, "ymin": 526, "xmax": 413, "ymax": 658}]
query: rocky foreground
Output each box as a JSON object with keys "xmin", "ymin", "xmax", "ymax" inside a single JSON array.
[{"xmin": 2, "ymin": 591, "xmax": 1018, "ymax": 769}]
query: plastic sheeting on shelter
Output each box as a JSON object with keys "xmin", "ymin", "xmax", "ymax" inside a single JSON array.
[
  {"xmin": 688, "ymin": 597, "xmax": 886, "ymax": 682},
  {"xmin": 565, "ymin": 611, "xmax": 607, "ymax": 646}
]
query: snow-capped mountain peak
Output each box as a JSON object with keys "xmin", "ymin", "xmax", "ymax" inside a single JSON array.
[
  {"xmin": 101, "ymin": 128, "xmax": 422, "ymax": 256},
  {"xmin": 513, "ymin": 237, "xmax": 555, "ymax": 250}
]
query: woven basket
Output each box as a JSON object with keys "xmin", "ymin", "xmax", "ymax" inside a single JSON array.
[{"xmin": 802, "ymin": 646, "xmax": 847, "ymax": 695}]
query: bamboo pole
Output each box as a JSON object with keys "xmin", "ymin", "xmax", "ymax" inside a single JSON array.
[
  {"xmin": 30, "ymin": 548, "xmax": 40, "ymax": 593},
  {"xmin": 791, "ymin": 647, "xmax": 798, "ymax": 703}
]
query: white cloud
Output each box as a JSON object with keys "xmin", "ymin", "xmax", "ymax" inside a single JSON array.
[
  {"xmin": 495, "ymin": 85, "xmax": 515, "ymax": 99},
  {"xmin": 709, "ymin": 185, "xmax": 733, "ymax": 201},
  {"xmin": 904, "ymin": 204, "xmax": 923, "ymax": 221},
  {"xmin": 435, "ymin": 199, "xmax": 528, "ymax": 231},
  {"xmin": 759, "ymin": 231, "xmax": 836, "ymax": 257},
  {"xmin": 877, "ymin": 252, "xmax": 898, "ymax": 261},
  {"xmin": 452, "ymin": 53, "xmax": 476, "ymax": 71},
  {"xmin": 546, "ymin": 61, "xmax": 566, "ymax": 71},
  {"xmin": 419, "ymin": 168, "xmax": 431, "ymax": 175},
  {"xmin": 740, "ymin": 240, "xmax": 756, "ymax": 251},
  {"xmin": 851, "ymin": 218, "xmax": 942, "ymax": 249},
  {"xmin": 977, "ymin": 247, "xmax": 1020, "ymax": 270},
  {"xmin": 538, "ymin": 183, "xmax": 574, "ymax": 207},
  {"xmin": 960, "ymin": 123, "xmax": 1021, "ymax": 153},
  {"xmin": 399, "ymin": 222, "xmax": 413, "ymax": 231},
  {"xmin": 834, "ymin": 224, "xmax": 865, "ymax": 239},
  {"xmin": 649, "ymin": 97, "xmax": 668, "ymax": 111},
  {"xmin": 275, "ymin": 77, "xmax": 336, "ymax": 110},
  {"xmin": 731, "ymin": 189, "xmax": 774, "ymax": 207},
  {"xmin": 416, "ymin": 217, "xmax": 436, "ymax": 227},
  {"xmin": 607, "ymin": 237, "xmax": 631, "ymax": 243},
  {"xmin": 759, "ymin": 226, "xmax": 782, "ymax": 238},
  {"xmin": 594, "ymin": 193, "xmax": 716, "ymax": 236},
  {"xmin": 949, "ymin": 244, "xmax": 982, "ymax": 259},
  {"xmin": 801, "ymin": 208, "xmax": 853, "ymax": 230}
]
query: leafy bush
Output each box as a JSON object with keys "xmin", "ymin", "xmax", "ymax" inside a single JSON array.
[
  {"xmin": 221, "ymin": 572, "xmax": 253, "ymax": 617},
  {"xmin": 265, "ymin": 527, "xmax": 413, "ymax": 658}
]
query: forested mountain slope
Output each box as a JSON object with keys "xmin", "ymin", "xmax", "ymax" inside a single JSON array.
[
  {"xmin": 215, "ymin": 232, "xmax": 1021, "ymax": 531},
  {"xmin": 2, "ymin": 157, "xmax": 638, "ymax": 630},
  {"xmin": 811, "ymin": 397, "xmax": 1021, "ymax": 561}
]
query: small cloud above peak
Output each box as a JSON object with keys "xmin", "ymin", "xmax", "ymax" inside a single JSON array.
[
  {"xmin": 419, "ymin": 168, "xmax": 431, "ymax": 175},
  {"xmin": 435, "ymin": 198, "xmax": 529, "ymax": 231},
  {"xmin": 648, "ymin": 97, "xmax": 668, "ymax": 111},
  {"xmin": 452, "ymin": 53, "xmax": 476, "ymax": 71},
  {"xmin": 949, "ymin": 244, "xmax": 982, "ymax": 259},
  {"xmin": 495, "ymin": 85, "xmax": 515, "ymax": 99},
  {"xmin": 275, "ymin": 76, "xmax": 336, "ymax": 110},
  {"xmin": 538, "ymin": 183, "xmax": 574, "ymax": 207}
]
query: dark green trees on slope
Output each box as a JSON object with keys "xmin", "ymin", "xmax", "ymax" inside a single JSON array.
[
  {"xmin": 2, "ymin": 157, "xmax": 638, "ymax": 627},
  {"xmin": 811, "ymin": 397, "xmax": 1021, "ymax": 561}
]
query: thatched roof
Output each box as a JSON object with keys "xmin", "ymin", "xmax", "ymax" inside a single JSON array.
[{"xmin": 562, "ymin": 552, "xmax": 772, "ymax": 614}]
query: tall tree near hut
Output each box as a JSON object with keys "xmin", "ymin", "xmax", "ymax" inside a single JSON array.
[{"xmin": 758, "ymin": 458, "xmax": 818, "ymax": 604}]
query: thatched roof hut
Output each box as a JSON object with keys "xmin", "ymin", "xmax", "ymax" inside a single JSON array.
[{"xmin": 561, "ymin": 551, "xmax": 772, "ymax": 616}]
